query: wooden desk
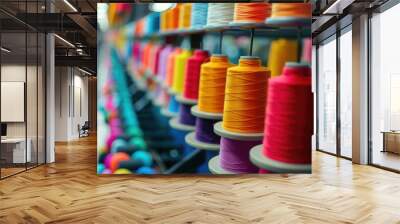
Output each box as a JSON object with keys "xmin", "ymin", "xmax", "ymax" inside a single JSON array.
[{"xmin": 382, "ymin": 131, "xmax": 400, "ymax": 154}]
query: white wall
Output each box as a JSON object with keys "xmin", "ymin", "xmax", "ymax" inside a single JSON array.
[{"xmin": 54, "ymin": 66, "xmax": 89, "ymax": 141}]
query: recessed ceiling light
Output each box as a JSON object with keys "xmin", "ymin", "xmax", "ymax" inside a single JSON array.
[
  {"xmin": 54, "ymin": 34, "xmax": 75, "ymax": 48},
  {"xmin": 1, "ymin": 47, "xmax": 11, "ymax": 53},
  {"xmin": 63, "ymin": 0, "xmax": 78, "ymax": 12}
]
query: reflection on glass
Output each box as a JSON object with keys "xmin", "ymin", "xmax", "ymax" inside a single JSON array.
[
  {"xmin": 27, "ymin": 31, "xmax": 38, "ymax": 169},
  {"xmin": 318, "ymin": 37, "xmax": 337, "ymax": 154},
  {"xmin": 1, "ymin": 32, "xmax": 27, "ymax": 177},
  {"xmin": 371, "ymin": 4, "xmax": 400, "ymax": 171},
  {"xmin": 340, "ymin": 29, "xmax": 352, "ymax": 158}
]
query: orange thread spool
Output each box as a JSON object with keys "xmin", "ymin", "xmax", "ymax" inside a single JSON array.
[
  {"xmin": 167, "ymin": 4, "xmax": 180, "ymax": 30},
  {"xmin": 165, "ymin": 48, "xmax": 182, "ymax": 88},
  {"xmin": 179, "ymin": 3, "xmax": 192, "ymax": 29},
  {"xmin": 222, "ymin": 56, "xmax": 269, "ymax": 133},
  {"xmin": 270, "ymin": 3, "xmax": 311, "ymax": 18},
  {"xmin": 233, "ymin": 3, "xmax": 271, "ymax": 23},
  {"xmin": 198, "ymin": 55, "xmax": 233, "ymax": 113}
]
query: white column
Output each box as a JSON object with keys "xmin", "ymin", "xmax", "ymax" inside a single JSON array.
[{"xmin": 352, "ymin": 14, "xmax": 369, "ymax": 164}]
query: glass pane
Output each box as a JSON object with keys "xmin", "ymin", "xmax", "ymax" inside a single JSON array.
[
  {"xmin": 317, "ymin": 37, "xmax": 337, "ymax": 154},
  {"xmin": 312, "ymin": 45, "xmax": 317, "ymax": 150},
  {"xmin": 27, "ymin": 31, "xmax": 38, "ymax": 169},
  {"xmin": 1, "ymin": 30, "xmax": 27, "ymax": 177},
  {"xmin": 371, "ymin": 4, "xmax": 400, "ymax": 171},
  {"xmin": 38, "ymin": 32, "xmax": 45, "ymax": 165},
  {"xmin": 339, "ymin": 29, "xmax": 352, "ymax": 158}
]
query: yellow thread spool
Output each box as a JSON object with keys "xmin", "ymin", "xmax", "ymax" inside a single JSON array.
[
  {"xmin": 198, "ymin": 55, "xmax": 233, "ymax": 113},
  {"xmin": 179, "ymin": 3, "xmax": 192, "ymax": 29},
  {"xmin": 268, "ymin": 38, "xmax": 298, "ymax": 77},
  {"xmin": 222, "ymin": 56, "xmax": 270, "ymax": 133},
  {"xmin": 172, "ymin": 49, "xmax": 192, "ymax": 94}
]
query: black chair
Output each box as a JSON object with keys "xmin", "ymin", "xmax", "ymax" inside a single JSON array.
[{"xmin": 79, "ymin": 121, "xmax": 90, "ymax": 138}]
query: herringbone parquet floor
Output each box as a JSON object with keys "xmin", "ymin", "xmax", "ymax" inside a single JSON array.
[{"xmin": 1, "ymin": 135, "xmax": 400, "ymax": 224}]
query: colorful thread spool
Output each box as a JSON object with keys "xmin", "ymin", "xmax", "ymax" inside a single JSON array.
[
  {"xmin": 178, "ymin": 103, "xmax": 196, "ymax": 126},
  {"xmin": 233, "ymin": 3, "xmax": 271, "ymax": 23},
  {"xmin": 191, "ymin": 3, "xmax": 208, "ymax": 28},
  {"xmin": 209, "ymin": 57, "xmax": 268, "ymax": 174},
  {"xmin": 165, "ymin": 48, "xmax": 182, "ymax": 88},
  {"xmin": 222, "ymin": 56, "xmax": 269, "ymax": 133},
  {"xmin": 183, "ymin": 49, "xmax": 209, "ymax": 100},
  {"xmin": 266, "ymin": 3, "xmax": 311, "ymax": 26},
  {"xmin": 109, "ymin": 152, "xmax": 131, "ymax": 172},
  {"xmin": 264, "ymin": 63, "xmax": 312, "ymax": 164},
  {"xmin": 195, "ymin": 117, "xmax": 220, "ymax": 144},
  {"xmin": 249, "ymin": 62, "xmax": 312, "ymax": 173},
  {"xmin": 302, "ymin": 38, "xmax": 312, "ymax": 63},
  {"xmin": 268, "ymin": 38, "xmax": 298, "ymax": 77},
  {"xmin": 160, "ymin": 10, "xmax": 168, "ymax": 31},
  {"xmin": 270, "ymin": 3, "xmax": 311, "ymax": 19},
  {"xmin": 185, "ymin": 54, "xmax": 232, "ymax": 152},
  {"xmin": 206, "ymin": 3, "xmax": 235, "ymax": 27},
  {"xmin": 167, "ymin": 4, "xmax": 180, "ymax": 30},
  {"xmin": 219, "ymin": 138, "xmax": 261, "ymax": 173},
  {"xmin": 198, "ymin": 54, "xmax": 232, "ymax": 113},
  {"xmin": 178, "ymin": 3, "xmax": 192, "ymax": 29},
  {"xmin": 172, "ymin": 49, "xmax": 192, "ymax": 95}
]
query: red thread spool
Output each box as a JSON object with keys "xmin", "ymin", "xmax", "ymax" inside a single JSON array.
[
  {"xmin": 182, "ymin": 49, "xmax": 209, "ymax": 100},
  {"xmin": 153, "ymin": 45, "xmax": 164, "ymax": 76},
  {"xmin": 263, "ymin": 63, "xmax": 313, "ymax": 164}
]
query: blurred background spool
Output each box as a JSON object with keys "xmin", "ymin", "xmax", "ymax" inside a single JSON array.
[
  {"xmin": 263, "ymin": 63, "xmax": 312, "ymax": 165},
  {"xmin": 270, "ymin": 3, "xmax": 311, "ymax": 20},
  {"xmin": 233, "ymin": 3, "xmax": 271, "ymax": 23},
  {"xmin": 302, "ymin": 38, "xmax": 312, "ymax": 63},
  {"xmin": 178, "ymin": 3, "xmax": 192, "ymax": 29},
  {"xmin": 155, "ymin": 45, "xmax": 173, "ymax": 105},
  {"xmin": 206, "ymin": 3, "xmax": 234, "ymax": 27},
  {"xmin": 167, "ymin": 4, "xmax": 180, "ymax": 30},
  {"xmin": 172, "ymin": 49, "xmax": 192, "ymax": 95},
  {"xmin": 183, "ymin": 50, "xmax": 209, "ymax": 100},
  {"xmin": 160, "ymin": 11, "xmax": 168, "ymax": 31},
  {"xmin": 191, "ymin": 3, "xmax": 208, "ymax": 28},
  {"xmin": 222, "ymin": 56, "xmax": 269, "ymax": 133},
  {"xmin": 268, "ymin": 38, "xmax": 298, "ymax": 77},
  {"xmin": 165, "ymin": 48, "xmax": 182, "ymax": 88},
  {"xmin": 198, "ymin": 54, "xmax": 232, "ymax": 113}
]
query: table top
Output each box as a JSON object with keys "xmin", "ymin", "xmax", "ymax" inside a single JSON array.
[
  {"xmin": 1, "ymin": 138, "xmax": 30, "ymax": 143},
  {"xmin": 381, "ymin": 131, "xmax": 400, "ymax": 134}
]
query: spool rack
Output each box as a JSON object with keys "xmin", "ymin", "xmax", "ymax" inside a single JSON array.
[{"xmin": 129, "ymin": 19, "xmax": 310, "ymax": 174}]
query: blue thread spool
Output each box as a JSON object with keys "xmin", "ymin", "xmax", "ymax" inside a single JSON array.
[{"xmin": 132, "ymin": 150, "xmax": 153, "ymax": 167}]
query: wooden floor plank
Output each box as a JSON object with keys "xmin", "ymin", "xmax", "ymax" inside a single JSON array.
[{"xmin": 0, "ymin": 134, "xmax": 399, "ymax": 223}]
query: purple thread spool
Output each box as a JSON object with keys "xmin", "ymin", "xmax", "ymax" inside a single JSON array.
[
  {"xmin": 195, "ymin": 117, "xmax": 220, "ymax": 144},
  {"xmin": 219, "ymin": 137, "xmax": 261, "ymax": 173},
  {"xmin": 178, "ymin": 103, "xmax": 196, "ymax": 126}
]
